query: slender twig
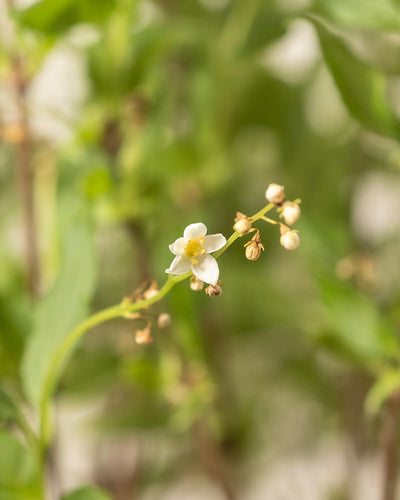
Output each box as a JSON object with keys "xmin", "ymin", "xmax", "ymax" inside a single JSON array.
[
  {"xmin": 381, "ymin": 393, "xmax": 400, "ymax": 500},
  {"xmin": 193, "ymin": 420, "xmax": 237, "ymax": 500},
  {"xmin": 6, "ymin": 0, "xmax": 40, "ymax": 298}
]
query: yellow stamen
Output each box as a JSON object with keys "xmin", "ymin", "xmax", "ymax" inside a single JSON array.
[{"xmin": 184, "ymin": 236, "xmax": 206, "ymax": 259}]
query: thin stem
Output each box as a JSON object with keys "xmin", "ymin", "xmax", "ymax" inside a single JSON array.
[
  {"xmin": 381, "ymin": 394, "xmax": 400, "ymax": 500},
  {"xmin": 6, "ymin": 0, "xmax": 41, "ymax": 298},
  {"xmin": 38, "ymin": 202, "xmax": 277, "ymax": 477},
  {"xmin": 38, "ymin": 275, "xmax": 178, "ymax": 448},
  {"xmin": 261, "ymin": 215, "xmax": 279, "ymax": 225}
]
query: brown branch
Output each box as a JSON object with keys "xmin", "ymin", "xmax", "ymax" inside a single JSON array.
[
  {"xmin": 381, "ymin": 393, "xmax": 400, "ymax": 500},
  {"xmin": 6, "ymin": 0, "xmax": 40, "ymax": 298}
]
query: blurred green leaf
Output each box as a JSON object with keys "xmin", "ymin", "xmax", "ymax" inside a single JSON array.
[
  {"xmin": 0, "ymin": 387, "xmax": 22, "ymax": 426},
  {"xmin": 366, "ymin": 368, "xmax": 400, "ymax": 415},
  {"xmin": 19, "ymin": 0, "xmax": 116, "ymax": 33},
  {"xmin": 21, "ymin": 212, "xmax": 97, "ymax": 407},
  {"xmin": 0, "ymin": 430, "xmax": 36, "ymax": 490},
  {"xmin": 312, "ymin": 0, "xmax": 400, "ymax": 30},
  {"xmin": 305, "ymin": 15, "xmax": 400, "ymax": 139},
  {"xmin": 61, "ymin": 486, "xmax": 111, "ymax": 500},
  {"xmin": 317, "ymin": 278, "xmax": 399, "ymax": 366}
]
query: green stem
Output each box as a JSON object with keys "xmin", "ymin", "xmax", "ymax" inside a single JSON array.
[{"xmin": 37, "ymin": 202, "xmax": 277, "ymax": 491}]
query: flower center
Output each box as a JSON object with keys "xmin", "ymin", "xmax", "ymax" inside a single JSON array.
[{"xmin": 184, "ymin": 237, "xmax": 206, "ymax": 260}]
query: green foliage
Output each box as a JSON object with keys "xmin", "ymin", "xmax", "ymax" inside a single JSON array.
[
  {"xmin": 366, "ymin": 369, "xmax": 400, "ymax": 415},
  {"xmin": 21, "ymin": 210, "xmax": 97, "ymax": 407},
  {"xmin": 305, "ymin": 15, "xmax": 400, "ymax": 139},
  {"xmin": 61, "ymin": 486, "xmax": 111, "ymax": 500},
  {"xmin": 2, "ymin": 0, "xmax": 400, "ymax": 495},
  {"xmin": 317, "ymin": 277, "xmax": 399, "ymax": 366},
  {"xmin": 0, "ymin": 429, "xmax": 38, "ymax": 499},
  {"xmin": 18, "ymin": 0, "xmax": 116, "ymax": 34},
  {"xmin": 311, "ymin": 0, "xmax": 400, "ymax": 30}
]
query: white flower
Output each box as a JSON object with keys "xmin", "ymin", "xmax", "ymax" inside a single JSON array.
[{"xmin": 166, "ymin": 223, "xmax": 226, "ymax": 285}]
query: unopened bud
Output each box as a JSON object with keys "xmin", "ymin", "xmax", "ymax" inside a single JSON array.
[
  {"xmin": 281, "ymin": 201, "xmax": 301, "ymax": 226},
  {"xmin": 280, "ymin": 225, "xmax": 300, "ymax": 250},
  {"xmin": 157, "ymin": 313, "xmax": 171, "ymax": 328},
  {"xmin": 265, "ymin": 183, "xmax": 285, "ymax": 205},
  {"xmin": 135, "ymin": 323, "xmax": 152, "ymax": 344},
  {"xmin": 244, "ymin": 230, "xmax": 264, "ymax": 261},
  {"xmin": 205, "ymin": 281, "xmax": 222, "ymax": 296},
  {"xmin": 190, "ymin": 276, "xmax": 204, "ymax": 291},
  {"xmin": 143, "ymin": 281, "xmax": 158, "ymax": 300},
  {"xmin": 233, "ymin": 212, "xmax": 252, "ymax": 234}
]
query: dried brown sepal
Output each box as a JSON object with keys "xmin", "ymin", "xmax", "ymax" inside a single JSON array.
[
  {"xmin": 135, "ymin": 322, "xmax": 153, "ymax": 344},
  {"xmin": 205, "ymin": 280, "xmax": 222, "ymax": 297},
  {"xmin": 244, "ymin": 230, "xmax": 264, "ymax": 261}
]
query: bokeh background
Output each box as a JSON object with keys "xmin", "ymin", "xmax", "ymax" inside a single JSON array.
[{"xmin": 2, "ymin": 0, "xmax": 400, "ymax": 499}]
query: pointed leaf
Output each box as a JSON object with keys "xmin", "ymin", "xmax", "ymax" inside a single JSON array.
[
  {"xmin": 21, "ymin": 217, "xmax": 97, "ymax": 407},
  {"xmin": 305, "ymin": 15, "xmax": 400, "ymax": 139}
]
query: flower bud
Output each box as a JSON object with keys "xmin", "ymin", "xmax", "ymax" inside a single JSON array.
[
  {"xmin": 190, "ymin": 276, "xmax": 204, "ymax": 291},
  {"xmin": 233, "ymin": 212, "xmax": 252, "ymax": 234},
  {"xmin": 135, "ymin": 323, "xmax": 152, "ymax": 344},
  {"xmin": 281, "ymin": 201, "xmax": 301, "ymax": 226},
  {"xmin": 244, "ymin": 230, "xmax": 264, "ymax": 261},
  {"xmin": 245, "ymin": 241, "xmax": 261, "ymax": 261},
  {"xmin": 157, "ymin": 313, "xmax": 171, "ymax": 328},
  {"xmin": 265, "ymin": 183, "xmax": 285, "ymax": 205},
  {"xmin": 205, "ymin": 281, "xmax": 222, "ymax": 296},
  {"xmin": 280, "ymin": 225, "xmax": 300, "ymax": 250},
  {"xmin": 143, "ymin": 281, "xmax": 158, "ymax": 300}
]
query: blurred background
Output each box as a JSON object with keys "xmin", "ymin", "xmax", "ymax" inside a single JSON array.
[{"xmin": 1, "ymin": 0, "xmax": 400, "ymax": 499}]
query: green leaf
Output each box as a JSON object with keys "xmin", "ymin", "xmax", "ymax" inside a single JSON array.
[
  {"xmin": 18, "ymin": 0, "xmax": 116, "ymax": 34},
  {"xmin": 61, "ymin": 486, "xmax": 111, "ymax": 500},
  {"xmin": 366, "ymin": 369, "xmax": 400, "ymax": 415},
  {"xmin": 317, "ymin": 277, "xmax": 399, "ymax": 366},
  {"xmin": 0, "ymin": 388, "xmax": 21, "ymax": 425},
  {"xmin": 21, "ymin": 214, "xmax": 97, "ymax": 407},
  {"xmin": 312, "ymin": 0, "xmax": 400, "ymax": 30},
  {"xmin": 0, "ymin": 430, "xmax": 35, "ymax": 489},
  {"xmin": 305, "ymin": 15, "xmax": 400, "ymax": 139}
]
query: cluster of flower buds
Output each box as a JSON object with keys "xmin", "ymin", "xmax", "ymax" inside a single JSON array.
[{"xmin": 265, "ymin": 183, "xmax": 301, "ymax": 251}]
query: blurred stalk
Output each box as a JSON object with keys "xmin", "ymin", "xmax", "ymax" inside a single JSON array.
[
  {"xmin": 381, "ymin": 394, "xmax": 400, "ymax": 500},
  {"xmin": 193, "ymin": 420, "xmax": 237, "ymax": 500},
  {"xmin": 218, "ymin": 0, "xmax": 264, "ymax": 56},
  {"xmin": 6, "ymin": 0, "xmax": 40, "ymax": 299}
]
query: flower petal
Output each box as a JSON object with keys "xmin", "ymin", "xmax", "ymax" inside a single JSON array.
[
  {"xmin": 169, "ymin": 237, "xmax": 186, "ymax": 256},
  {"xmin": 165, "ymin": 255, "xmax": 191, "ymax": 275},
  {"xmin": 184, "ymin": 223, "xmax": 207, "ymax": 241},
  {"xmin": 192, "ymin": 254, "xmax": 219, "ymax": 285},
  {"xmin": 203, "ymin": 234, "xmax": 226, "ymax": 253}
]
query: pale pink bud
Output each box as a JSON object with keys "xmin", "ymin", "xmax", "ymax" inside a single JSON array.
[
  {"xmin": 233, "ymin": 212, "xmax": 252, "ymax": 234},
  {"xmin": 280, "ymin": 229, "xmax": 300, "ymax": 250},
  {"xmin": 157, "ymin": 313, "xmax": 171, "ymax": 328},
  {"xmin": 281, "ymin": 201, "xmax": 301, "ymax": 226},
  {"xmin": 190, "ymin": 276, "xmax": 204, "ymax": 291},
  {"xmin": 265, "ymin": 183, "xmax": 285, "ymax": 204}
]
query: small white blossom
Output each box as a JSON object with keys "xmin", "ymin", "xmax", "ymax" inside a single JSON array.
[{"xmin": 166, "ymin": 223, "xmax": 226, "ymax": 285}]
